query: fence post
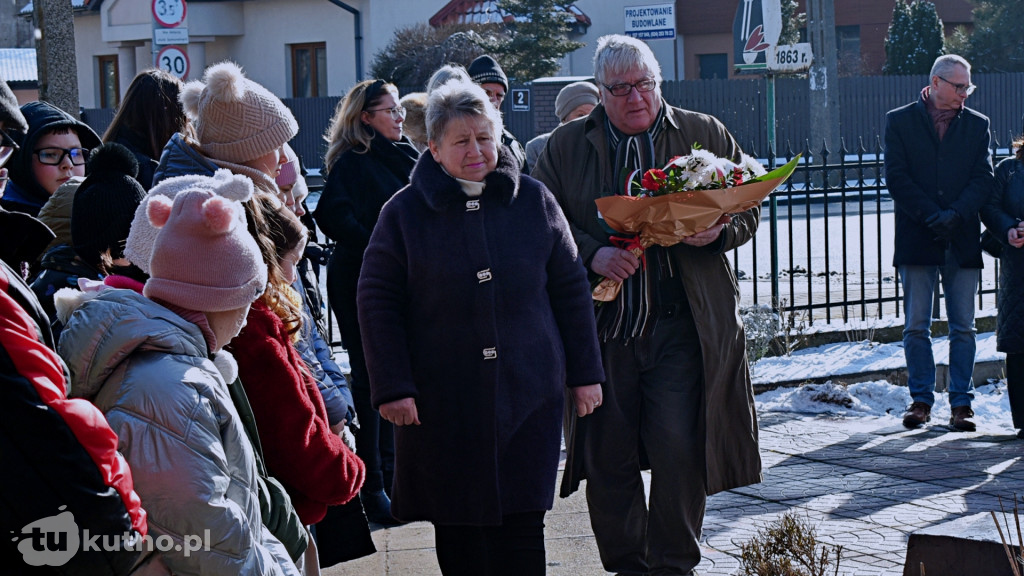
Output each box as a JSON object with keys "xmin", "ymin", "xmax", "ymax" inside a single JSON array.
[{"xmin": 769, "ymin": 147, "xmax": 780, "ymax": 307}]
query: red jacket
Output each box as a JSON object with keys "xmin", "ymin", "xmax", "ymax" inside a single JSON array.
[
  {"xmin": 229, "ymin": 299, "xmax": 364, "ymax": 524},
  {"xmin": 1, "ymin": 260, "xmax": 147, "ymax": 573}
]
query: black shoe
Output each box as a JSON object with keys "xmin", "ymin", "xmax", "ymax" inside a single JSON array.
[
  {"xmin": 902, "ymin": 402, "xmax": 931, "ymax": 429},
  {"xmin": 361, "ymin": 490, "xmax": 404, "ymax": 526},
  {"xmin": 1016, "ymin": 429, "xmax": 1024, "ymax": 439}
]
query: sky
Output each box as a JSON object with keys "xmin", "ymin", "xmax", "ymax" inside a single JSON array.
[{"xmin": 752, "ymin": 330, "xmax": 1018, "ymax": 432}]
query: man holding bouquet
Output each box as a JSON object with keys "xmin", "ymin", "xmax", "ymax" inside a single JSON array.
[{"xmin": 533, "ymin": 34, "xmax": 762, "ymax": 576}]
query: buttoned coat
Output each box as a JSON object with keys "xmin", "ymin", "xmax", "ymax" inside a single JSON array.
[
  {"xmin": 884, "ymin": 97, "xmax": 995, "ymax": 268},
  {"xmin": 532, "ymin": 102, "xmax": 762, "ymax": 497},
  {"xmin": 357, "ymin": 149, "xmax": 604, "ymax": 525},
  {"xmin": 982, "ymin": 157, "xmax": 1024, "ymax": 353}
]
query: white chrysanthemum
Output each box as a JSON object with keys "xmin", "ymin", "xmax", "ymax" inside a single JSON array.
[{"xmin": 740, "ymin": 153, "xmax": 768, "ymax": 178}]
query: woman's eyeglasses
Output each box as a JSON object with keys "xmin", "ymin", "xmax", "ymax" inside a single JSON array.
[
  {"xmin": 34, "ymin": 147, "xmax": 89, "ymax": 166},
  {"xmin": 366, "ymin": 106, "xmax": 407, "ymax": 120}
]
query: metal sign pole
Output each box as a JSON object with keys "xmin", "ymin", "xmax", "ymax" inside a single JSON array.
[{"xmin": 766, "ymin": 72, "xmax": 780, "ymax": 305}]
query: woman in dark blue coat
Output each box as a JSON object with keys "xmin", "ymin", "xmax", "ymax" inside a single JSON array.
[
  {"xmin": 313, "ymin": 79, "xmax": 418, "ymax": 525},
  {"xmin": 356, "ymin": 79, "xmax": 605, "ymax": 576},
  {"xmin": 981, "ymin": 144, "xmax": 1024, "ymax": 437}
]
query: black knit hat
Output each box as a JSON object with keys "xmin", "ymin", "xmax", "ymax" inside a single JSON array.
[
  {"xmin": 71, "ymin": 143, "xmax": 146, "ymax": 271},
  {"xmin": 468, "ymin": 55, "xmax": 509, "ymax": 91}
]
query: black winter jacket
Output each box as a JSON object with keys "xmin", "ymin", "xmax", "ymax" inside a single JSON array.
[
  {"xmin": 982, "ymin": 157, "xmax": 1024, "ymax": 353},
  {"xmin": 0, "ymin": 260, "xmax": 146, "ymax": 575},
  {"xmin": 884, "ymin": 97, "xmax": 995, "ymax": 268}
]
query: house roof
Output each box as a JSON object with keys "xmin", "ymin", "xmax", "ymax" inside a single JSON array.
[
  {"xmin": 0, "ymin": 49, "xmax": 38, "ymax": 83},
  {"xmin": 19, "ymin": 0, "xmax": 92, "ymax": 15},
  {"xmin": 429, "ymin": 0, "xmax": 590, "ymax": 28}
]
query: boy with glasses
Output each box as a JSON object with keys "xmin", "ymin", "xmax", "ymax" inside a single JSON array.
[{"xmin": 1, "ymin": 100, "xmax": 99, "ymax": 217}]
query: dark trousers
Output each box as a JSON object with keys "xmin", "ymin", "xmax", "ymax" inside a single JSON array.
[
  {"xmin": 585, "ymin": 307, "xmax": 706, "ymax": 576},
  {"xmin": 1005, "ymin": 353, "xmax": 1024, "ymax": 429},
  {"xmin": 433, "ymin": 511, "xmax": 547, "ymax": 576},
  {"xmin": 326, "ymin": 258, "xmax": 396, "ymax": 494}
]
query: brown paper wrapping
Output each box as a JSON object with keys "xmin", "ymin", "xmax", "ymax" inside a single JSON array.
[{"xmin": 591, "ymin": 156, "xmax": 800, "ymax": 301}]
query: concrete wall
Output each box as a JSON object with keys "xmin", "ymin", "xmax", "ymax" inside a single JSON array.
[{"xmin": 562, "ymin": 0, "xmax": 685, "ymax": 81}]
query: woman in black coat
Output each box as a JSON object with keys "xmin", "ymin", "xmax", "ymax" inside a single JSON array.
[
  {"xmin": 981, "ymin": 143, "xmax": 1024, "ymax": 438},
  {"xmin": 356, "ymin": 79, "xmax": 605, "ymax": 576},
  {"xmin": 313, "ymin": 79, "xmax": 418, "ymax": 525}
]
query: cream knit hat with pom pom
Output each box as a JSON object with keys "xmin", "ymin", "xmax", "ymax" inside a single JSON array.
[{"xmin": 180, "ymin": 61, "xmax": 298, "ymax": 164}]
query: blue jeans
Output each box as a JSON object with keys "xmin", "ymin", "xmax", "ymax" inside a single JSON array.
[{"xmin": 899, "ymin": 255, "xmax": 978, "ymax": 409}]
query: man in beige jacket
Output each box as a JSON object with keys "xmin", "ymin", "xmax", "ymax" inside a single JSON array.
[{"xmin": 533, "ymin": 34, "xmax": 763, "ymax": 576}]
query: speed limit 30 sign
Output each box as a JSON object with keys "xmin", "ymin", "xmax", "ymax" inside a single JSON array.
[{"xmin": 157, "ymin": 45, "xmax": 190, "ymax": 79}]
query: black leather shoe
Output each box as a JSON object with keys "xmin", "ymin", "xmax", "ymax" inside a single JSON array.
[
  {"xmin": 949, "ymin": 406, "xmax": 976, "ymax": 432},
  {"xmin": 902, "ymin": 402, "xmax": 931, "ymax": 429},
  {"xmin": 361, "ymin": 490, "xmax": 404, "ymax": 526}
]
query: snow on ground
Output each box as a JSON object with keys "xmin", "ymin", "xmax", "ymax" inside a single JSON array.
[{"xmin": 753, "ymin": 331, "xmax": 1017, "ymax": 432}]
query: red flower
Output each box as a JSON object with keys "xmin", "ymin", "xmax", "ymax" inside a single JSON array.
[
  {"xmin": 731, "ymin": 166, "xmax": 744, "ymax": 187},
  {"xmin": 642, "ymin": 169, "xmax": 667, "ymax": 191}
]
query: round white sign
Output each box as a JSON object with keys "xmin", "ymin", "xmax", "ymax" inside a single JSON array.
[
  {"xmin": 152, "ymin": 0, "xmax": 187, "ymax": 28},
  {"xmin": 157, "ymin": 46, "xmax": 190, "ymax": 79}
]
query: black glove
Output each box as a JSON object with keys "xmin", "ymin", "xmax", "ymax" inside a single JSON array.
[
  {"xmin": 925, "ymin": 209, "xmax": 962, "ymax": 239},
  {"xmin": 304, "ymin": 242, "xmax": 331, "ymax": 266}
]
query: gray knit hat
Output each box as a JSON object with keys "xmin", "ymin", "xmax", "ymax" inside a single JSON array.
[
  {"xmin": 0, "ymin": 74, "xmax": 27, "ymax": 133},
  {"xmin": 180, "ymin": 61, "xmax": 298, "ymax": 164},
  {"xmin": 555, "ymin": 81, "xmax": 600, "ymax": 122}
]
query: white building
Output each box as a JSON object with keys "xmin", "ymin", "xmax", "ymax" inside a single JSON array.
[
  {"xmin": 31, "ymin": 0, "xmax": 444, "ymax": 108},
  {"xmin": 27, "ymin": 0, "xmax": 684, "ymax": 109}
]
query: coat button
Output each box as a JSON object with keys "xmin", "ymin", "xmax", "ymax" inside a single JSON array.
[
  {"xmin": 483, "ymin": 347, "xmax": 497, "ymax": 360},
  {"xmin": 466, "ymin": 199, "xmax": 481, "ymax": 211},
  {"xmin": 477, "ymin": 269, "xmax": 492, "ymax": 283},
  {"xmin": 937, "ymin": 190, "xmax": 944, "ymax": 196}
]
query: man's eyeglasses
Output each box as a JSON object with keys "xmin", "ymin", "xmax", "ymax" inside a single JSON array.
[
  {"xmin": 34, "ymin": 147, "xmax": 89, "ymax": 166},
  {"xmin": 601, "ymin": 78, "xmax": 657, "ymax": 97},
  {"xmin": 936, "ymin": 75, "xmax": 976, "ymax": 96},
  {"xmin": 366, "ymin": 106, "xmax": 407, "ymax": 120}
]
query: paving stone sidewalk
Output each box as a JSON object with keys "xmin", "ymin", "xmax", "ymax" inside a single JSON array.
[{"xmin": 323, "ymin": 411, "xmax": 1024, "ymax": 575}]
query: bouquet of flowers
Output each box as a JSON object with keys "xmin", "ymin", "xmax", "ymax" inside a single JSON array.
[{"xmin": 592, "ymin": 149, "xmax": 800, "ymax": 301}]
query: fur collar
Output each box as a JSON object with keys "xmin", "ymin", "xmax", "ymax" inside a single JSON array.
[{"xmin": 414, "ymin": 145, "xmax": 520, "ymax": 212}]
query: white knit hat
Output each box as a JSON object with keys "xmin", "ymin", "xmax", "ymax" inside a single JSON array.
[
  {"xmin": 125, "ymin": 169, "xmax": 254, "ymax": 274},
  {"xmin": 180, "ymin": 61, "xmax": 298, "ymax": 164}
]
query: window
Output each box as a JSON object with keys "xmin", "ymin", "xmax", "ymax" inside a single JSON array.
[
  {"xmin": 698, "ymin": 54, "xmax": 728, "ymax": 80},
  {"xmin": 98, "ymin": 55, "xmax": 119, "ymax": 109},
  {"xmin": 291, "ymin": 43, "xmax": 327, "ymax": 98},
  {"xmin": 836, "ymin": 25, "xmax": 861, "ymax": 75}
]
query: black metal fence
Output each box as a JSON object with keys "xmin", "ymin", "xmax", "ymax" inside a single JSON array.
[{"xmin": 739, "ymin": 137, "xmax": 1011, "ymax": 327}]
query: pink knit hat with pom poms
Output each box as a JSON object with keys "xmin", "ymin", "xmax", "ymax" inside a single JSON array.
[{"xmin": 142, "ymin": 173, "xmax": 268, "ymax": 313}]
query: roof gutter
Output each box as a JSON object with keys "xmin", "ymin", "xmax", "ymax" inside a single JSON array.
[{"xmin": 327, "ymin": 0, "xmax": 362, "ymax": 79}]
